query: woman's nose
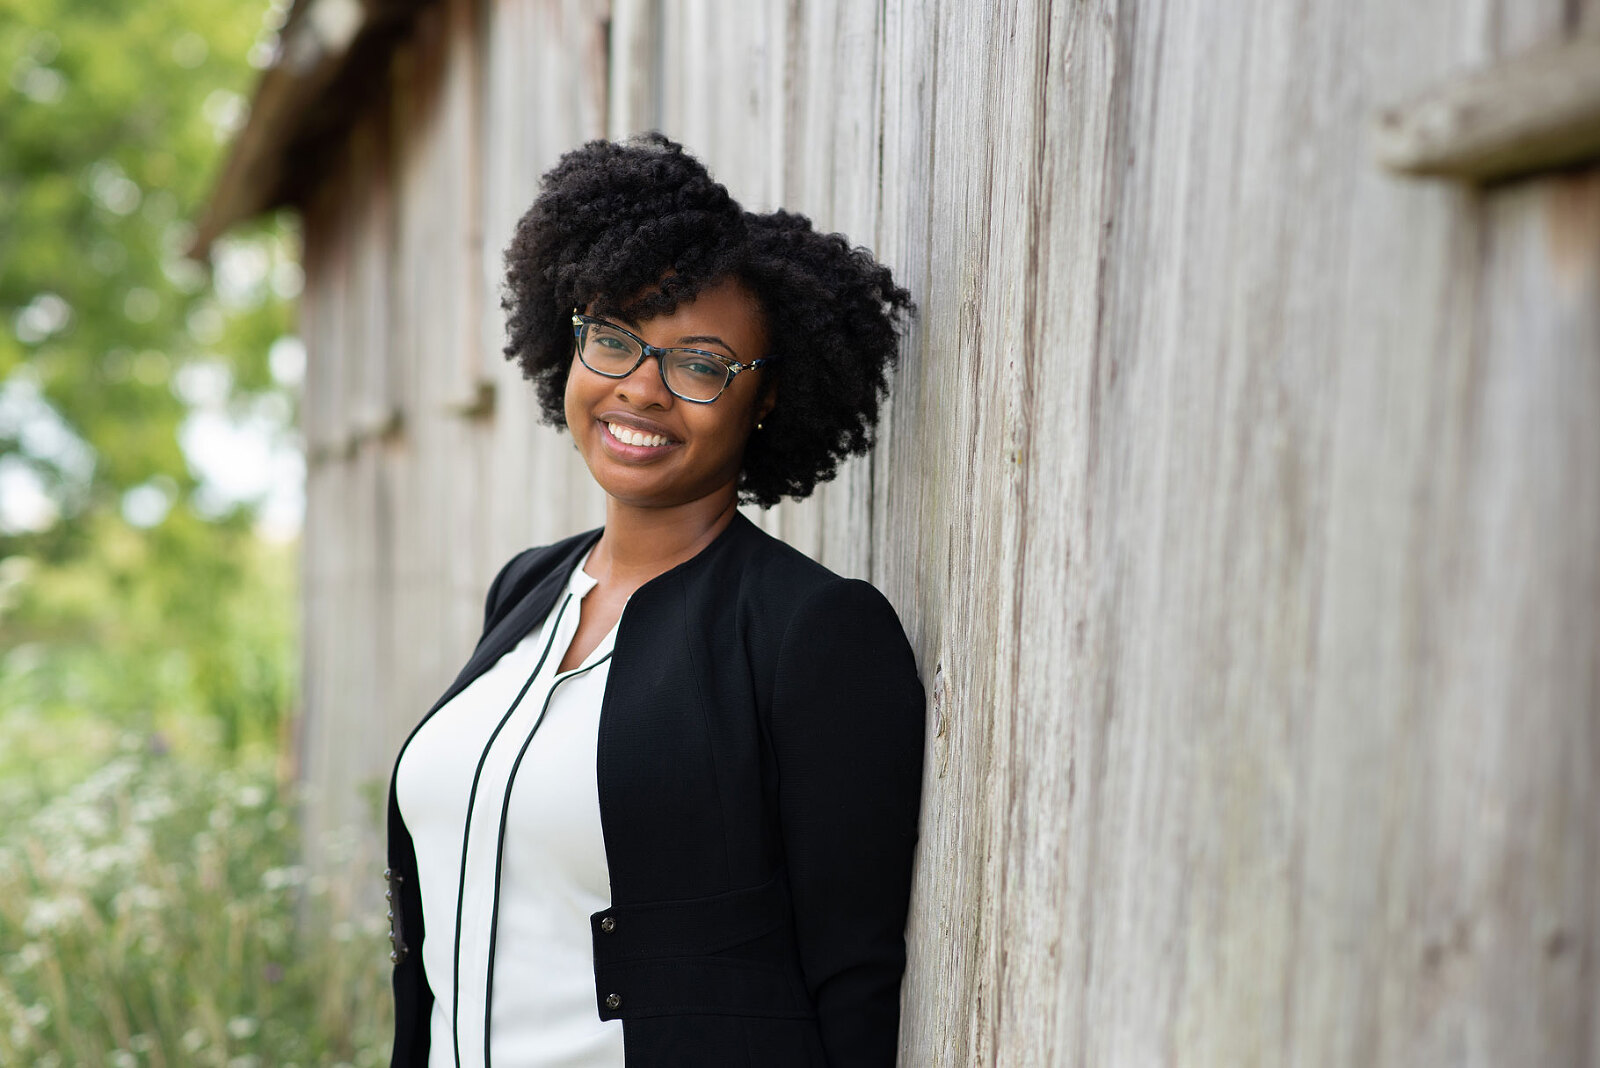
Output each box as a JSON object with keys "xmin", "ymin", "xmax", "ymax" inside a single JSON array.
[{"xmin": 615, "ymin": 352, "xmax": 673, "ymax": 407}]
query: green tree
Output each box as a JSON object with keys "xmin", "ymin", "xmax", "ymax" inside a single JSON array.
[{"xmin": 0, "ymin": 0, "xmax": 298, "ymax": 751}]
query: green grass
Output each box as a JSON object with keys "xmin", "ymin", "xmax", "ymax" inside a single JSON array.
[{"xmin": 0, "ymin": 717, "xmax": 391, "ymax": 1067}]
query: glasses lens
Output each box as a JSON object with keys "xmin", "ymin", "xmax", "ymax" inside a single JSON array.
[
  {"xmin": 579, "ymin": 322, "xmax": 642, "ymax": 375},
  {"xmin": 662, "ymin": 350, "xmax": 732, "ymax": 402}
]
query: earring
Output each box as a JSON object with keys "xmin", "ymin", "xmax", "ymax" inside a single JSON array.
[{"xmin": 756, "ymin": 422, "xmax": 764, "ymax": 431}]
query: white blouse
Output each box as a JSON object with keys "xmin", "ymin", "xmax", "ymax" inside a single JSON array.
[{"xmin": 395, "ymin": 552, "xmax": 626, "ymax": 1068}]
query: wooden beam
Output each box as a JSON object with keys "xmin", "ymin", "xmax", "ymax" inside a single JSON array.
[{"xmin": 1373, "ymin": 32, "xmax": 1600, "ymax": 182}]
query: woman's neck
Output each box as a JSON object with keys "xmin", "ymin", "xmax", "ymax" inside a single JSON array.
[{"xmin": 587, "ymin": 493, "xmax": 740, "ymax": 590}]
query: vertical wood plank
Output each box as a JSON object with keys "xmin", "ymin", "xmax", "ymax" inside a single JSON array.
[
  {"xmin": 479, "ymin": 0, "xmax": 610, "ymax": 566},
  {"xmin": 607, "ymin": 0, "xmax": 657, "ymax": 137}
]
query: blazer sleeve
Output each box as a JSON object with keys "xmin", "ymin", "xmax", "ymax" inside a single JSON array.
[{"xmin": 770, "ymin": 578, "xmax": 926, "ymax": 1066}]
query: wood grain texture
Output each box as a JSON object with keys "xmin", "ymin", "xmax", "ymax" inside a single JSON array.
[
  {"xmin": 287, "ymin": 0, "xmax": 1600, "ymax": 1063},
  {"xmin": 478, "ymin": 0, "xmax": 609, "ymax": 565}
]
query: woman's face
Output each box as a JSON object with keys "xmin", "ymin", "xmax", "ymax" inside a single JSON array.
[{"xmin": 564, "ymin": 277, "xmax": 773, "ymax": 512}]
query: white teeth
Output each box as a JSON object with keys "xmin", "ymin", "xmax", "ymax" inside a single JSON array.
[{"xmin": 606, "ymin": 422, "xmax": 670, "ymax": 448}]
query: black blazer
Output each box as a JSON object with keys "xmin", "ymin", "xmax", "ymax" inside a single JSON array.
[{"xmin": 385, "ymin": 513, "xmax": 926, "ymax": 1067}]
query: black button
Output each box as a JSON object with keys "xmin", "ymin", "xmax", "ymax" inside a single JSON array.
[
  {"xmin": 599, "ymin": 916, "xmax": 615, "ymax": 934},
  {"xmin": 605, "ymin": 993, "xmax": 621, "ymax": 1010}
]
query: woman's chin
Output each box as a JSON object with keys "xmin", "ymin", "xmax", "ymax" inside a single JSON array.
[{"xmin": 592, "ymin": 467, "xmax": 741, "ymax": 514}]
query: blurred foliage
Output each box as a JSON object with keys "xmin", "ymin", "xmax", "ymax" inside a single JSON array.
[
  {"xmin": 0, "ymin": 3, "xmax": 390, "ymax": 1062},
  {"xmin": 0, "ymin": 524, "xmax": 296, "ymax": 754},
  {"xmin": 0, "ymin": 718, "xmax": 392, "ymax": 1067},
  {"xmin": 0, "ymin": 0, "xmax": 301, "ymax": 749}
]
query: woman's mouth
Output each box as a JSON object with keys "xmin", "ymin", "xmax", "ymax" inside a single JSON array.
[{"xmin": 604, "ymin": 421, "xmax": 675, "ymax": 448}]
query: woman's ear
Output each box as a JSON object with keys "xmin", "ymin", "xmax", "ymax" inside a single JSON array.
[{"xmin": 755, "ymin": 386, "xmax": 776, "ymax": 428}]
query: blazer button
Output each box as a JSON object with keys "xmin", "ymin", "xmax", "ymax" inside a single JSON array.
[
  {"xmin": 605, "ymin": 993, "xmax": 621, "ymax": 1010},
  {"xmin": 385, "ymin": 888, "xmax": 393, "ymax": 901},
  {"xmin": 599, "ymin": 917, "xmax": 615, "ymax": 934}
]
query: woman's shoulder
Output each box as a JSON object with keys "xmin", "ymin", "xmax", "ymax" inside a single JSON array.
[
  {"xmin": 710, "ymin": 515, "xmax": 911, "ymax": 641},
  {"xmin": 482, "ymin": 527, "xmax": 602, "ymax": 630}
]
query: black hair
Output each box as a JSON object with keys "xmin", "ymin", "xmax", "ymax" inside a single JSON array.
[{"xmin": 501, "ymin": 133, "xmax": 913, "ymax": 508}]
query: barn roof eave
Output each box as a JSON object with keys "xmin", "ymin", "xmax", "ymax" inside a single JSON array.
[{"xmin": 190, "ymin": 0, "xmax": 438, "ymax": 260}]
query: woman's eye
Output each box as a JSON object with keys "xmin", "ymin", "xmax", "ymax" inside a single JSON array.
[
  {"xmin": 678, "ymin": 357, "xmax": 725, "ymax": 380},
  {"xmin": 593, "ymin": 333, "xmax": 632, "ymax": 352}
]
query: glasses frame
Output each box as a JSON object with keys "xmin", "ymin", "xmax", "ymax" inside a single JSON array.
[{"xmin": 571, "ymin": 313, "xmax": 774, "ymax": 404}]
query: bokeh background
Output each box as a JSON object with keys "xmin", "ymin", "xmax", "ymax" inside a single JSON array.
[
  {"xmin": 1, "ymin": 1, "xmax": 389, "ymax": 1063},
  {"xmin": 5, "ymin": 0, "xmax": 1599, "ymax": 1065}
]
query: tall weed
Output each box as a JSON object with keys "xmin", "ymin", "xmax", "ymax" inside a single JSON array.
[{"xmin": 0, "ymin": 722, "xmax": 390, "ymax": 1067}]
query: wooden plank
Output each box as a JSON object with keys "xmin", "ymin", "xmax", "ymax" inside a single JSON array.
[
  {"xmin": 869, "ymin": 0, "xmax": 935, "ymax": 620},
  {"xmin": 657, "ymin": 0, "xmax": 785, "ymax": 209},
  {"xmin": 479, "ymin": 0, "xmax": 610, "ymax": 562},
  {"xmin": 772, "ymin": 0, "xmax": 883, "ymax": 580},
  {"xmin": 345, "ymin": 111, "xmax": 400, "ymax": 442},
  {"xmin": 1375, "ymin": 32, "xmax": 1600, "ymax": 182},
  {"xmin": 879, "ymin": 0, "xmax": 1050, "ymax": 1060},
  {"xmin": 1388, "ymin": 165, "xmax": 1600, "ymax": 1065},
  {"xmin": 607, "ymin": 0, "xmax": 657, "ymax": 136}
]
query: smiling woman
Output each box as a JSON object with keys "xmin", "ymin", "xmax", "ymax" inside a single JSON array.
[
  {"xmin": 385, "ymin": 134, "xmax": 923, "ymax": 1068},
  {"xmin": 565, "ymin": 279, "xmax": 773, "ymax": 515}
]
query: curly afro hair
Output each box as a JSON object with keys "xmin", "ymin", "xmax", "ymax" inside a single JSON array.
[{"xmin": 502, "ymin": 133, "xmax": 913, "ymax": 508}]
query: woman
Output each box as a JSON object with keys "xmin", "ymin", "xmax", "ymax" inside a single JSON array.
[{"xmin": 385, "ymin": 134, "xmax": 925, "ymax": 1068}]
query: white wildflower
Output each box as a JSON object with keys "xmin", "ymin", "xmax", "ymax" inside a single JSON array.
[
  {"xmin": 24, "ymin": 896, "xmax": 84, "ymax": 934},
  {"xmin": 131, "ymin": 793, "xmax": 176, "ymax": 824},
  {"xmin": 226, "ymin": 1015, "xmax": 258, "ymax": 1040},
  {"xmin": 260, "ymin": 865, "xmax": 308, "ymax": 891},
  {"xmin": 85, "ymin": 843, "xmax": 137, "ymax": 877},
  {"xmin": 109, "ymin": 1051, "xmax": 137, "ymax": 1068},
  {"xmin": 235, "ymin": 784, "xmax": 269, "ymax": 808},
  {"xmin": 77, "ymin": 757, "xmax": 138, "ymax": 800},
  {"xmin": 114, "ymin": 884, "xmax": 164, "ymax": 913},
  {"xmin": 69, "ymin": 805, "xmax": 109, "ymax": 838},
  {"xmin": 181, "ymin": 1027, "xmax": 207, "ymax": 1052}
]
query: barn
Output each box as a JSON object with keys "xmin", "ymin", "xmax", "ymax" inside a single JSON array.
[{"xmin": 198, "ymin": 0, "xmax": 1600, "ymax": 1062}]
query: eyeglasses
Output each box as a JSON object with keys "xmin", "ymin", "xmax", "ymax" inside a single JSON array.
[{"xmin": 571, "ymin": 313, "xmax": 774, "ymax": 404}]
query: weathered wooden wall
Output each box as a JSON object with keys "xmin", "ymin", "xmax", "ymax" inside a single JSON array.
[{"xmin": 295, "ymin": 0, "xmax": 1600, "ymax": 1063}]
